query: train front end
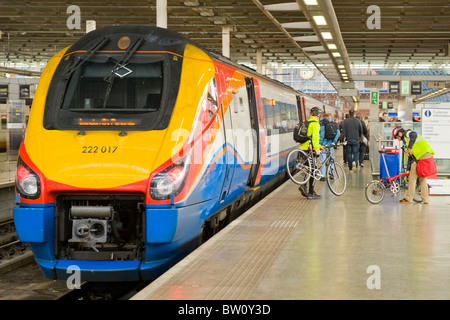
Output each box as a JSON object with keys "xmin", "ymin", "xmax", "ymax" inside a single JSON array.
[{"xmin": 13, "ymin": 26, "xmax": 221, "ymax": 281}]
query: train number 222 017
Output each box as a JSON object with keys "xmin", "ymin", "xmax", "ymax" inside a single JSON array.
[{"xmin": 82, "ymin": 146, "xmax": 118, "ymax": 153}]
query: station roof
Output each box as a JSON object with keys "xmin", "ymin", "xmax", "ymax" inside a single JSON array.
[{"xmin": 1, "ymin": 1, "xmax": 450, "ymax": 93}]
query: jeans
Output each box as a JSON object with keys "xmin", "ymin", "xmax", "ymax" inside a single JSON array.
[
  {"xmin": 346, "ymin": 140, "xmax": 359, "ymax": 170},
  {"xmin": 319, "ymin": 147, "xmax": 335, "ymax": 177}
]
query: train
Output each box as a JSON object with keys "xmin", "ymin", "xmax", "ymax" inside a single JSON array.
[{"xmin": 13, "ymin": 25, "xmax": 338, "ymax": 282}]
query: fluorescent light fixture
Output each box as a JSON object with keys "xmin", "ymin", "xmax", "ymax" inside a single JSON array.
[
  {"xmin": 304, "ymin": 0, "xmax": 318, "ymax": 5},
  {"xmin": 332, "ymin": 52, "xmax": 341, "ymax": 57},
  {"xmin": 327, "ymin": 44, "xmax": 337, "ymax": 50},
  {"xmin": 313, "ymin": 16, "xmax": 327, "ymax": 25},
  {"xmin": 338, "ymin": 64, "xmax": 345, "ymax": 69},
  {"xmin": 321, "ymin": 32, "xmax": 332, "ymax": 39}
]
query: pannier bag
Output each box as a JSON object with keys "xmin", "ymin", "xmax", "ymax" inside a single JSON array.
[{"xmin": 416, "ymin": 157, "xmax": 437, "ymax": 178}]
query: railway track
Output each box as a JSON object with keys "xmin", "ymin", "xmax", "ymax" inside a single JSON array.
[
  {"xmin": 0, "ymin": 217, "xmax": 152, "ymax": 300},
  {"xmin": 0, "ymin": 218, "xmax": 34, "ymax": 275}
]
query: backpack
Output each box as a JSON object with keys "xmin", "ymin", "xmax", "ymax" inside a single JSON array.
[
  {"xmin": 293, "ymin": 121, "xmax": 311, "ymax": 143},
  {"xmin": 324, "ymin": 121, "xmax": 338, "ymax": 140}
]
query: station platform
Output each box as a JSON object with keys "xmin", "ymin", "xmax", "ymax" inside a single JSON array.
[{"xmin": 132, "ymin": 159, "xmax": 450, "ymax": 300}]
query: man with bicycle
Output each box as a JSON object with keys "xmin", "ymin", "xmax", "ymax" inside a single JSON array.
[
  {"xmin": 298, "ymin": 106, "xmax": 324, "ymax": 199},
  {"xmin": 392, "ymin": 125, "xmax": 435, "ymax": 204}
]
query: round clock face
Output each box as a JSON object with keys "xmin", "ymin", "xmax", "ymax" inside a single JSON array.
[{"xmin": 300, "ymin": 69, "xmax": 315, "ymax": 80}]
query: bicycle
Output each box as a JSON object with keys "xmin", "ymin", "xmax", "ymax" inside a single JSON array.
[
  {"xmin": 286, "ymin": 142, "xmax": 347, "ymax": 196},
  {"xmin": 365, "ymin": 149, "xmax": 430, "ymax": 204}
]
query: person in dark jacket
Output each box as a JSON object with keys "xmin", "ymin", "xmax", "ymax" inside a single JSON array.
[
  {"xmin": 339, "ymin": 113, "xmax": 349, "ymax": 164},
  {"xmin": 342, "ymin": 108, "xmax": 362, "ymax": 171},
  {"xmin": 356, "ymin": 114, "xmax": 369, "ymax": 167}
]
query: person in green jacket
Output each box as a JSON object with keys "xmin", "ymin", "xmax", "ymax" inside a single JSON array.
[
  {"xmin": 299, "ymin": 106, "xmax": 323, "ymax": 199},
  {"xmin": 392, "ymin": 125, "xmax": 435, "ymax": 204}
]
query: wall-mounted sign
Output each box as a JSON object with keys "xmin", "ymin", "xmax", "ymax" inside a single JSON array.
[
  {"xmin": 370, "ymin": 90, "xmax": 379, "ymax": 105},
  {"xmin": 421, "ymin": 107, "xmax": 450, "ymax": 159}
]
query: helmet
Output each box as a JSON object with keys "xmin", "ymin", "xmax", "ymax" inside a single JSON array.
[
  {"xmin": 311, "ymin": 107, "xmax": 322, "ymax": 116},
  {"xmin": 392, "ymin": 125, "xmax": 403, "ymax": 139}
]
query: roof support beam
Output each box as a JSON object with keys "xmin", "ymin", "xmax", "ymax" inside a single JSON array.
[{"xmin": 264, "ymin": 3, "xmax": 301, "ymax": 11}]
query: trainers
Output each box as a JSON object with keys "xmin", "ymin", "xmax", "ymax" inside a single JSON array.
[
  {"xmin": 360, "ymin": 163, "xmax": 364, "ymax": 167},
  {"xmin": 298, "ymin": 185, "xmax": 308, "ymax": 197},
  {"xmin": 399, "ymin": 198, "xmax": 412, "ymax": 203},
  {"xmin": 320, "ymin": 177, "xmax": 326, "ymax": 181},
  {"xmin": 307, "ymin": 193, "xmax": 322, "ymax": 199}
]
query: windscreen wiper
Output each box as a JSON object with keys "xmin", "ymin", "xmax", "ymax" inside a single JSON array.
[
  {"xmin": 62, "ymin": 37, "xmax": 110, "ymax": 80},
  {"xmin": 102, "ymin": 37, "xmax": 145, "ymax": 109}
]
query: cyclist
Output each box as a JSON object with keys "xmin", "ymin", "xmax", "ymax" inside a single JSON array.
[
  {"xmin": 298, "ymin": 106, "xmax": 324, "ymax": 199},
  {"xmin": 392, "ymin": 125, "xmax": 435, "ymax": 204}
]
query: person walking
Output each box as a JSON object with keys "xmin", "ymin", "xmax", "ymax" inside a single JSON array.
[
  {"xmin": 319, "ymin": 113, "xmax": 340, "ymax": 180},
  {"xmin": 298, "ymin": 107, "xmax": 323, "ymax": 199},
  {"xmin": 339, "ymin": 113, "xmax": 349, "ymax": 165},
  {"xmin": 356, "ymin": 114, "xmax": 369, "ymax": 167},
  {"xmin": 393, "ymin": 126, "xmax": 435, "ymax": 204},
  {"xmin": 342, "ymin": 108, "xmax": 362, "ymax": 171}
]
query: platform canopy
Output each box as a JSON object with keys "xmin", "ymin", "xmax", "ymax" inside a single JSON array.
[{"xmin": 0, "ymin": 0, "xmax": 449, "ymax": 93}]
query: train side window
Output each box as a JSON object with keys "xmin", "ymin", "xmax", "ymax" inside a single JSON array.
[
  {"xmin": 239, "ymin": 97, "xmax": 244, "ymax": 113},
  {"xmin": 206, "ymin": 77, "xmax": 218, "ymax": 120},
  {"xmin": 1, "ymin": 116, "xmax": 6, "ymax": 130},
  {"xmin": 232, "ymin": 93, "xmax": 238, "ymax": 113}
]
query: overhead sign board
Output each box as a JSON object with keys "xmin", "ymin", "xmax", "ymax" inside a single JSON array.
[
  {"xmin": 411, "ymin": 81, "xmax": 422, "ymax": 95},
  {"xmin": 365, "ymin": 81, "xmax": 384, "ymax": 89},
  {"xmin": 401, "ymin": 80, "xmax": 410, "ymax": 95},
  {"xmin": 427, "ymin": 81, "xmax": 446, "ymax": 89},
  {"xmin": 389, "ymin": 81, "xmax": 399, "ymax": 94}
]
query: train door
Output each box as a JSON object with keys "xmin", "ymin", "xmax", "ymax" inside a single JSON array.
[
  {"xmin": 245, "ymin": 77, "xmax": 261, "ymax": 187},
  {"xmin": 217, "ymin": 69, "xmax": 235, "ymax": 201},
  {"xmin": 297, "ymin": 95, "xmax": 306, "ymax": 122},
  {"xmin": 225, "ymin": 74, "xmax": 255, "ymax": 195}
]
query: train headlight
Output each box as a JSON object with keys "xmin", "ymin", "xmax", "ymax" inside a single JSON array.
[
  {"xmin": 150, "ymin": 155, "xmax": 191, "ymax": 200},
  {"xmin": 16, "ymin": 159, "xmax": 41, "ymax": 199}
]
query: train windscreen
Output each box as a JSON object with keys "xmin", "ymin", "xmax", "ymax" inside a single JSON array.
[{"xmin": 44, "ymin": 53, "xmax": 171, "ymax": 131}]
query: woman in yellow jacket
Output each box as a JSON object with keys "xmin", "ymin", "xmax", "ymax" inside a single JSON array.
[
  {"xmin": 393, "ymin": 125, "xmax": 435, "ymax": 204},
  {"xmin": 299, "ymin": 107, "xmax": 323, "ymax": 199}
]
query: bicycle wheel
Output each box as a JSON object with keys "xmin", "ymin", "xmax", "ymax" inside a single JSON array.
[
  {"xmin": 326, "ymin": 161, "xmax": 346, "ymax": 196},
  {"xmin": 365, "ymin": 180, "xmax": 385, "ymax": 204},
  {"xmin": 286, "ymin": 149, "xmax": 311, "ymax": 185}
]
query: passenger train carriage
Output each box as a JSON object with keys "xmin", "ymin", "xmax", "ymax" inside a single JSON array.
[{"xmin": 13, "ymin": 26, "xmax": 338, "ymax": 281}]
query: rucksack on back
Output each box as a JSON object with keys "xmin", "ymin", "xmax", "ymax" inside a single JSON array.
[
  {"xmin": 324, "ymin": 121, "xmax": 338, "ymax": 140},
  {"xmin": 293, "ymin": 121, "xmax": 311, "ymax": 143}
]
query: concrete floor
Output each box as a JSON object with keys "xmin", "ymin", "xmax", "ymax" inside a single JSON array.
[{"xmin": 132, "ymin": 159, "xmax": 450, "ymax": 300}]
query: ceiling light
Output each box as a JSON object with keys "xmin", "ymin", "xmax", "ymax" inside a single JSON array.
[
  {"xmin": 332, "ymin": 52, "xmax": 341, "ymax": 57},
  {"xmin": 304, "ymin": 0, "xmax": 318, "ymax": 5},
  {"xmin": 313, "ymin": 16, "xmax": 327, "ymax": 25},
  {"xmin": 338, "ymin": 65, "xmax": 345, "ymax": 69},
  {"xmin": 327, "ymin": 44, "xmax": 337, "ymax": 50},
  {"xmin": 321, "ymin": 32, "xmax": 332, "ymax": 40}
]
